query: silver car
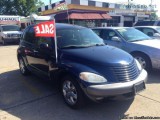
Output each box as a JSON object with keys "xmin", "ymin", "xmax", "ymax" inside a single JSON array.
[
  {"xmin": 92, "ymin": 27, "xmax": 160, "ymax": 71},
  {"xmin": 134, "ymin": 26, "xmax": 160, "ymax": 39}
]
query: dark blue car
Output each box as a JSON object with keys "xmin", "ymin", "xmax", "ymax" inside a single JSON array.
[{"xmin": 17, "ymin": 23, "xmax": 147, "ymax": 109}]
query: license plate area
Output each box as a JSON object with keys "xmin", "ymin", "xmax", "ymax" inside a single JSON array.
[{"xmin": 134, "ymin": 82, "xmax": 146, "ymax": 94}]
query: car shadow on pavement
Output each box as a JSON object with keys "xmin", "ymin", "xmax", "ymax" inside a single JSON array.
[
  {"xmin": 0, "ymin": 69, "xmax": 134, "ymax": 120},
  {"xmin": 147, "ymin": 69, "xmax": 160, "ymax": 84}
]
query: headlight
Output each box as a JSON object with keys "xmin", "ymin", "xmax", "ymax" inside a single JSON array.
[
  {"xmin": 79, "ymin": 72, "xmax": 107, "ymax": 83},
  {"xmin": 135, "ymin": 59, "xmax": 142, "ymax": 71}
]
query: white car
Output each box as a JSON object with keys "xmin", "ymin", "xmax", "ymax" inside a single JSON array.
[
  {"xmin": 0, "ymin": 25, "xmax": 22, "ymax": 45},
  {"xmin": 135, "ymin": 26, "xmax": 160, "ymax": 39}
]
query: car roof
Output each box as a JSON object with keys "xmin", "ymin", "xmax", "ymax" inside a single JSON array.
[
  {"xmin": 92, "ymin": 27, "xmax": 129, "ymax": 30},
  {"xmin": 29, "ymin": 23, "xmax": 86, "ymax": 30},
  {"xmin": 134, "ymin": 26, "xmax": 160, "ymax": 29},
  {"xmin": 55, "ymin": 23, "xmax": 85, "ymax": 30},
  {"xmin": 0, "ymin": 25, "xmax": 19, "ymax": 26}
]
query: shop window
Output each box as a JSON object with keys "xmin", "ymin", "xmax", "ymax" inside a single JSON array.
[
  {"xmin": 103, "ymin": 3, "xmax": 109, "ymax": 8},
  {"xmin": 71, "ymin": 0, "xmax": 80, "ymax": 4},
  {"xmin": 88, "ymin": 1, "xmax": 95, "ymax": 6}
]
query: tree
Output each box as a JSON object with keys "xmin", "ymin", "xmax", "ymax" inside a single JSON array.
[
  {"xmin": 150, "ymin": 12, "xmax": 158, "ymax": 20},
  {"xmin": 0, "ymin": 0, "xmax": 44, "ymax": 16}
]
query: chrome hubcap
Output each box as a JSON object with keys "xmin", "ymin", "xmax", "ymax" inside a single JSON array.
[
  {"xmin": 19, "ymin": 59, "xmax": 25, "ymax": 73},
  {"xmin": 135, "ymin": 56, "xmax": 146, "ymax": 69},
  {"xmin": 62, "ymin": 80, "xmax": 77, "ymax": 105}
]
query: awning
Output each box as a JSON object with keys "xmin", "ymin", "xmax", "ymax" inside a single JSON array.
[
  {"xmin": 69, "ymin": 13, "xmax": 111, "ymax": 20},
  {"xmin": 55, "ymin": 12, "xmax": 112, "ymax": 20}
]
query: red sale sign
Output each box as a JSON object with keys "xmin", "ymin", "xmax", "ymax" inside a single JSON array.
[{"xmin": 34, "ymin": 21, "xmax": 55, "ymax": 37}]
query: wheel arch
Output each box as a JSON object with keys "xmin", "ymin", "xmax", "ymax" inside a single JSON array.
[{"xmin": 130, "ymin": 51, "xmax": 152, "ymax": 68}]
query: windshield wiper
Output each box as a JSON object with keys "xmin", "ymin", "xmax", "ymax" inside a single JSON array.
[
  {"xmin": 61, "ymin": 45, "xmax": 87, "ymax": 49},
  {"xmin": 130, "ymin": 39, "xmax": 149, "ymax": 42},
  {"xmin": 88, "ymin": 43, "xmax": 105, "ymax": 47},
  {"xmin": 61, "ymin": 44, "xmax": 105, "ymax": 49}
]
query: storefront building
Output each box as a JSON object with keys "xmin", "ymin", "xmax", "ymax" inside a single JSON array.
[{"xmin": 38, "ymin": 0, "xmax": 153, "ymax": 27}]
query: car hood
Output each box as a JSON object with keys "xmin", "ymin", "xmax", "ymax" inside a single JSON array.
[
  {"xmin": 132, "ymin": 39, "xmax": 160, "ymax": 49},
  {"xmin": 60, "ymin": 45, "xmax": 133, "ymax": 66},
  {"xmin": 3, "ymin": 31, "xmax": 22, "ymax": 34}
]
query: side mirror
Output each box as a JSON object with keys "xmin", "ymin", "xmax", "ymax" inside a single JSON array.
[
  {"xmin": 153, "ymin": 33, "xmax": 160, "ymax": 37},
  {"xmin": 40, "ymin": 43, "xmax": 49, "ymax": 49},
  {"xmin": 111, "ymin": 36, "xmax": 121, "ymax": 42}
]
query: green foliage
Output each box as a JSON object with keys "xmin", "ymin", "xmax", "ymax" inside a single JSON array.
[
  {"xmin": 0, "ymin": 0, "xmax": 44, "ymax": 16},
  {"xmin": 150, "ymin": 12, "xmax": 158, "ymax": 20}
]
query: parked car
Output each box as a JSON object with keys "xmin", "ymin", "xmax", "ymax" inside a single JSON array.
[
  {"xmin": 134, "ymin": 26, "xmax": 160, "ymax": 39},
  {"xmin": 92, "ymin": 27, "xmax": 160, "ymax": 71},
  {"xmin": 134, "ymin": 20, "xmax": 160, "ymax": 26},
  {"xmin": 17, "ymin": 24, "xmax": 147, "ymax": 109},
  {"xmin": 0, "ymin": 25, "xmax": 22, "ymax": 45}
]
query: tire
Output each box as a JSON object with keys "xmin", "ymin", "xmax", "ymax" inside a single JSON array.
[
  {"xmin": 2, "ymin": 38, "xmax": 6, "ymax": 45},
  {"xmin": 18, "ymin": 57, "xmax": 29, "ymax": 75},
  {"xmin": 61, "ymin": 75, "xmax": 85, "ymax": 109},
  {"xmin": 132, "ymin": 53, "xmax": 152, "ymax": 71}
]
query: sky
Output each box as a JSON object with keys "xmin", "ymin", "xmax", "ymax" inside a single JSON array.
[{"xmin": 41, "ymin": 0, "xmax": 160, "ymax": 17}]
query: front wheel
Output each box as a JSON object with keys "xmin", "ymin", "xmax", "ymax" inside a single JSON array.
[
  {"xmin": 2, "ymin": 38, "xmax": 6, "ymax": 45},
  {"xmin": 133, "ymin": 53, "xmax": 152, "ymax": 71},
  {"xmin": 19, "ymin": 57, "xmax": 29, "ymax": 75},
  {"xmin": 61, "ymin": 75, "xmax": 85, "ymax": 109}
]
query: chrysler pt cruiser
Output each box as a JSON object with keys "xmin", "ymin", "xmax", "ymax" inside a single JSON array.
[{"xmin": 17, "ymin": 23, "xmax": 147, "ymax": 109}]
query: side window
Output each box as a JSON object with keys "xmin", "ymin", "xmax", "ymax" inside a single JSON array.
[
  {"xmin": 102, "ymin": 30, "xmax": 118, "ymax": 40},
  {"xmin": 142, "ymin": 28, "xmax": 156, "ymax": 36},
  {"xmin": 24, "ymin": 26, "xmax": 36, "ymax": 43},
  {"xmin": 36, "ymin": 37, "xmax": 53, "ymax": 47},
  {"xmin": 136, "ymin": 28, "xmax": 143, "ymax": 32},
  {"xmin": 22, "ymin": 27, "xmax": 30, "ymax": 41},
  {"xmin": 92, "ymin": 29, "xmax": 102, "ymax": 37}
]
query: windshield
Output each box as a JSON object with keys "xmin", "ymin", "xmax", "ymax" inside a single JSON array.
[
  {"xmin": 156, "ymin": 27, "xmax": 160, "ymax": 33},
  {"xmin": 57, "ymin": 28, "xmax": 104, "ymax": 49},
  {"xmin": 2, "ymin": 25, "xmax": 20, "ymax": 31},
  {"xmin": 117, "ymin": 28, "xmax": 151, "ymax": 42}
]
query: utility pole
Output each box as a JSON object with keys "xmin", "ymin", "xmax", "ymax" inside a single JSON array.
[{"xmin": 50, "ymin": 0, "xmax": 52, "ymax": 4}]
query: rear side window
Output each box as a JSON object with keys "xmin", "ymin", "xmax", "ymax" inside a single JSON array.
[
  {"xmin": 23, "ymin": 26, "xmax": 36, "ymax": 43},
  {"xmin": 142, "ymin": 28, "xmax": 157, "ymax": 36},
  {"xmin": 134, "ymin": 21, "xmax": 155, "ymax": 26}
]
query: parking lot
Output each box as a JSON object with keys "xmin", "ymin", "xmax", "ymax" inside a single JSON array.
[{"xmin": 0, "ymin": 45, "xmax": 160, "ymax": 120}]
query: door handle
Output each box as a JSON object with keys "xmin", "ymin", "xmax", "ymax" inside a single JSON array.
[{"xmin": 33, "ymin": 50, "xmax": 38, "ymax": 53}]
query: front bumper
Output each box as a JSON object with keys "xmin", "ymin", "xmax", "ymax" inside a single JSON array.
[
  {"xmin": 85, "ymin": 69, "xmax": 147, "ymax": 99},
  {"xmin": 3, "ymin": 38, "xmax": 20, "ymax": 43}
]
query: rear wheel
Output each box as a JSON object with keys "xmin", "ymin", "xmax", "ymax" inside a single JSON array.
[
  {"xmin": 133, "ymin": 53, "xmax": 152, "ymax": 71},
  {"xmin": 19, "ymin": 57, "xmax": 29, "ymax": 75},
  {"xmin": 61, "ymin": 75, "xmax": 85, "ymax": 109}
]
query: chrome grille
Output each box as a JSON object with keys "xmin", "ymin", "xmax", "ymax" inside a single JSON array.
[{"xmin": 110, "ymin": 60, "xmax": 140, "ymax": 82}]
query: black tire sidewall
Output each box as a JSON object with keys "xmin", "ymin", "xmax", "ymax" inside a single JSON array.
[
  {"xmin": 61, "ymin": 75, "xmax": 85, "ymax": 109},
  {"xmin": 2, "ymin": 39, "xmax": 6, "ymax": 45}
]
